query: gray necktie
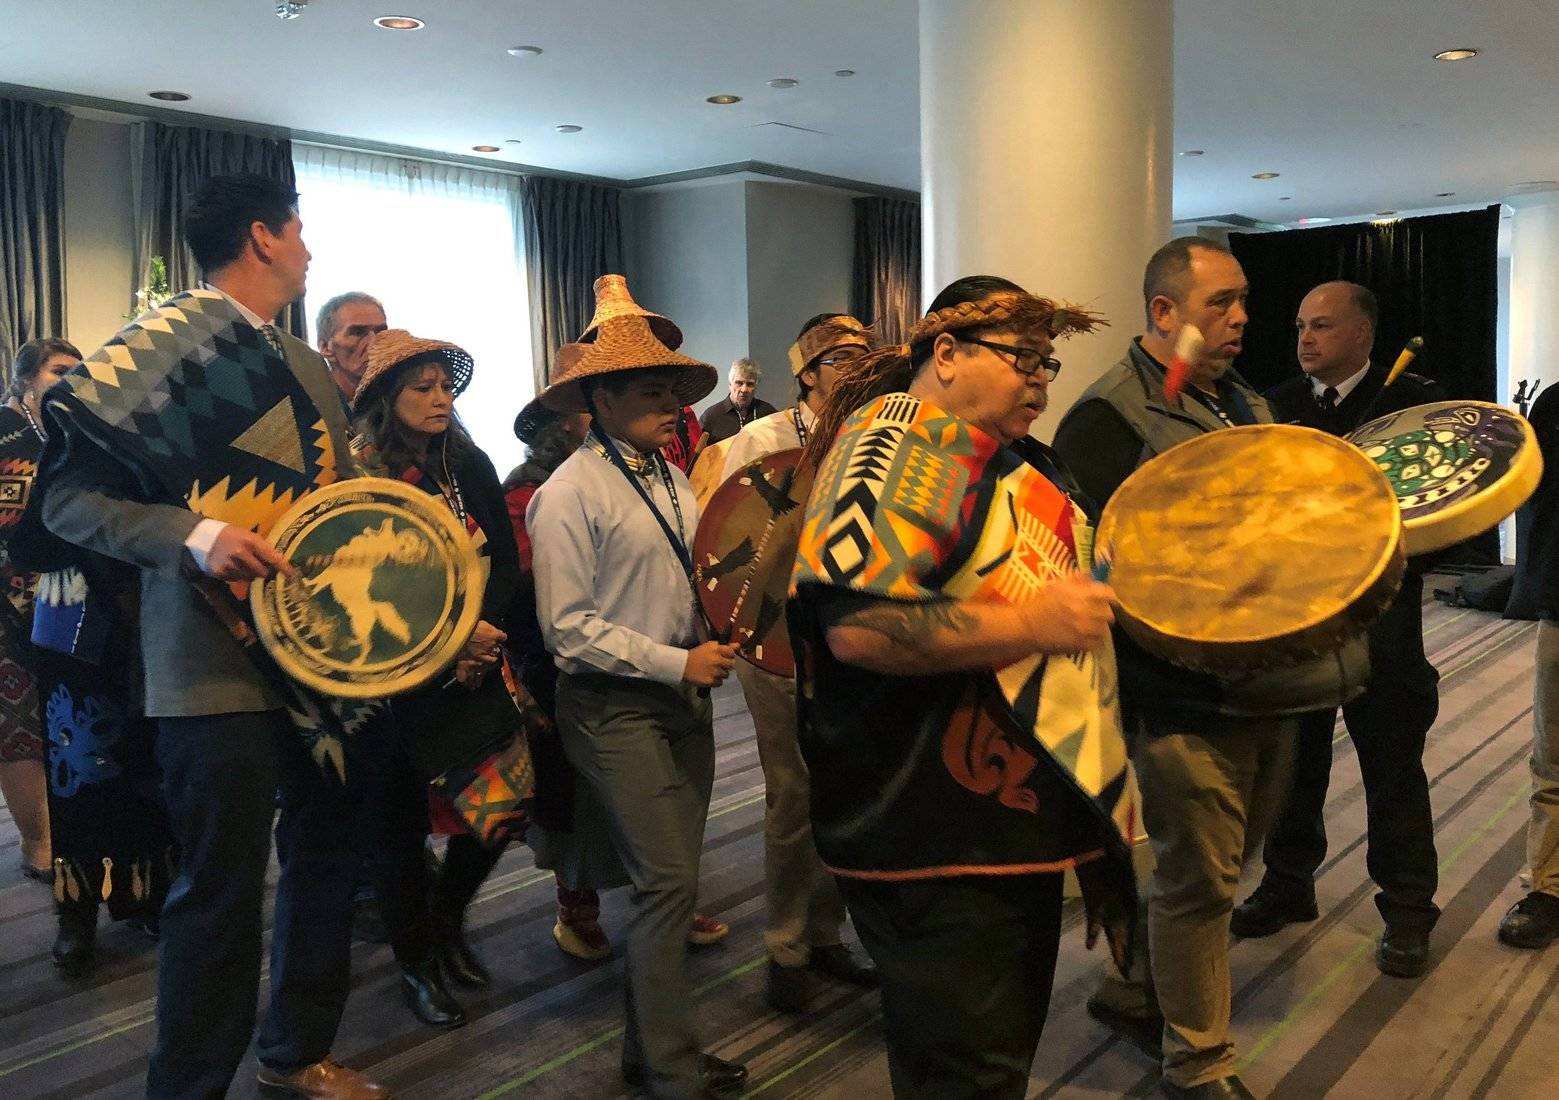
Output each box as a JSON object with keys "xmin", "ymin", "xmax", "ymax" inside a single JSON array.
[{"xmin": 259, "ymin": 323, "xmax": 285, "ymax": 357}]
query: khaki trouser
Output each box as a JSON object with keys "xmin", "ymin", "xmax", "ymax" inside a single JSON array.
[
  {"xmin": 1095, "ymin": 715, "xmax": 1296, "ymax": 1088},
  {"xmin": 735, "ymin": 661, "xmax": 848, "ymax": 967},
  {"xmin": 1530, "ymin": 623, "xmax": 1559, "ymax": 895}
]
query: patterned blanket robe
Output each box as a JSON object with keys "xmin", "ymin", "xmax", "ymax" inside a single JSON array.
[
  {"xmin": 791, "ymin": 393, "xmax": 1139, "ymax": 902},
  {"xmin": 43, "ymin": 290, "xmax": 366, "ymax": 775}
]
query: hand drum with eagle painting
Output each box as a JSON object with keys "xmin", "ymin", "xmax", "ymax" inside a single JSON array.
[{"xmin": 692, "ymin": 448, "xmax": 815, "ymax": 676}]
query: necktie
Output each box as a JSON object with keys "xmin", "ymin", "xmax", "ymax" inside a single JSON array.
[
  {"xmin": 1319, "ymin": 386, "xmax": 1339, "ymax": 411},
  {"xmin": 259, "ymin": 323, "xmax": 285, "ymax": 357}
]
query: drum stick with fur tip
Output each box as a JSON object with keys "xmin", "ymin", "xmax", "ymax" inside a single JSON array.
[
  {"xmin": 1163, "ymin": 324, "xmax": 1205, "ymax": 403},
  {"xmin": 1384, "ymin": 335, "xmax": 1424, "ymax": 387}
]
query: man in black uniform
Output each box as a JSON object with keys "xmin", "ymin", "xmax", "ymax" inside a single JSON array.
[{"xmin": 1235, "ymin": 280, "xmax": 1444, "ymax": 978}]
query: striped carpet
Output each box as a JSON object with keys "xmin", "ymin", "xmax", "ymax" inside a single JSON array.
[{"xmin": 1, "ymin": 588, "xmax": 1555, "ymax": 1099}]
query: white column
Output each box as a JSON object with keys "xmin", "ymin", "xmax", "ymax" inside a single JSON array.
[
  {"xmin": 919, "ymin": 0, "xmax": 1174, "ymax": 439},
  {"xmin": 1502, "ymin": 185, "xmax": 1559, "ymax": 561}
]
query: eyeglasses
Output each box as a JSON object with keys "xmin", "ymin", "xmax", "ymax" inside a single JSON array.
[
  {"xmin": 960, "ymin": 336, "xmax": 1062, "ymax": 381},
  {"xmin": 815, "ymin": 348, "xmax": 867, "ymax": 368}
]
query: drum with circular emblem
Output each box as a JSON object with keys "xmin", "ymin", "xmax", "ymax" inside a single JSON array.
[
  {"xmin": 251, "ymin": 477, "xmax": 484, "ymax": 698},
  {"xmin": 1346, "ymin": 400, "xmax": 1543, "ymax": 555},
  {"xmin": 1096, "ymin": 424, "xmax": 1404, "ymax": 674}
]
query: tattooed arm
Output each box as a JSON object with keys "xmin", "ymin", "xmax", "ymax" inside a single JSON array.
[{"xmin": 824, "ymin": 574, "xmax": 1116, "ymax": 675}]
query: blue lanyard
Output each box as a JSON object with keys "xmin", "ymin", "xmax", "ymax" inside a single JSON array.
[{"xmin": 589, "ymin": 424, "xmax": 693, "ymax": 579}]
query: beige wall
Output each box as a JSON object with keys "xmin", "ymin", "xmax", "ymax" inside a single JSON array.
[
  {"xmin": 624, "ymin": 177, "xmax": 857, "ymax": 415},
  {"xmin": 61, "ymin": 116, "xmax": 135, "ymax": 353},
  {"xmin": 743, "ymin": 181, "xmax": 855, "ymax": 410}
]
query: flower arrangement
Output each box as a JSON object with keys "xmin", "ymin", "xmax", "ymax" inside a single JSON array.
[{"xmin": 125, "ymin": 256, "xmax": 171, "ymax": 319}]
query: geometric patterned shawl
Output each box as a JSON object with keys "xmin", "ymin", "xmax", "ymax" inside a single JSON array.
[
  {"xmin": 792, "ymin": 392, "xmax": 1140, "ymax": 876},
  {"xmin": 42, "ymin": 290, "xmax": 365, "ymax": 777}
]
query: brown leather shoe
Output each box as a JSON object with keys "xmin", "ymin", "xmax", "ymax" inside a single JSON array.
[{"xmin": 257, "ymin": 1059, "xmax": 392, "ymax": 1099}]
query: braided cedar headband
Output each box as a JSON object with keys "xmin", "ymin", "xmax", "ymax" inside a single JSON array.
[{"xmin": 802, "ymin": 292, "xmax": 1107, "ymax": 469}]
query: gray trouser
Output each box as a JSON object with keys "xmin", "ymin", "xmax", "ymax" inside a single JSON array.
[
  {"xmin": 557, "ymin": 671, "xmax": 716, "ymax": 1100},
  {"xmin": 1530, "ymin": 622, "xmax": 1559, "ymax": 895},
  {"xmin": 735, "ymin": 661, "xmax": 848, "ymax": 967},
  {"xmin": 1095, "ymin": 714, "xmax": 1296, "ymax": 1088}
]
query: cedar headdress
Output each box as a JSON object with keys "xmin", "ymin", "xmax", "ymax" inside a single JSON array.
[
  {"xmin": 787, "ymin": 314, "xmax": 872, "ymax": 377},
  {"xmin": 540, "ymin": 275, "xmax": 717, "ymax": 414},
  {"xmin": 802, "ymin": 291, "xmax": 1107, "ymax": 469},
  {"xmin": 352, "ymin": 329, "xmax": 474, "ymax": 414}
]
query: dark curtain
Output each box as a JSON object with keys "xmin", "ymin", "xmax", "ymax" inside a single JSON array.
[
  {"xmin": 522, "ymin": 175, "xmax": 623, "ymax": 387},
  {"xmin": 0, "ymin": 98, "xmax": 71, "ymax": 365},
  {"xmin": 1228, "ymin": 207, "xmax": 1500, "ymax": 400},
  {"xmin": 1230, "ymin": 206, "xmax": 1502, "ymax": 565},
  {"xmin": 133, "ymin": 121, "xmax": 303, "ymax": 337},
  {"xmin": 851, "ymin": 197, "xmax": 921, "ymax": 345}
]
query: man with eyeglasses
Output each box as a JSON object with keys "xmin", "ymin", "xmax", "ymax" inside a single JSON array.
[
  {"xmin": 1055, "ymin": 238, "xmax": 1332, "ymax": 1100},
  {"xmin": 718, "ymin": 313, "xmax": 880, "ymax": 1011}
]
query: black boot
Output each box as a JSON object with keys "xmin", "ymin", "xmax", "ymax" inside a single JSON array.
[
  {"xmin": 52, "ymin": 898, "xmax": 99, "ymax": 978},
  {"xmin": 430, "ymin": 836, "xmax": 503, "ymax": 988},
  {"xmin": 399, "ymin": 957, "xmax": 467, "ymax": 1028}
]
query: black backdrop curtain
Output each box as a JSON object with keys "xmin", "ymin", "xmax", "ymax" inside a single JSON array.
[
  {"xmin": 131, "ymin": 121, "xmax": 303, "ymax": 337},
  {"xmin": 522, "ymin": 176, "xmax": 623, "ymax": 388},
  {"xmin": 1228, "ymin": 206, "xmax": 1500, "ymax": 400},
  {"xmin": 0, "ymin": 98, "xmax": 71, "ymax": 366},
  {"xmin": 851, "ymin": 197, "xmax": 921, "ymax": 345}
]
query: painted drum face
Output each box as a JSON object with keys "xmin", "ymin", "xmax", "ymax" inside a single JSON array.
[
  {"xmin": 1347, "ymin": 401, "xmax": 1543, "ymax": 556},
  {"xmin": 693, "ymin": 447, "xmax": 814, "ymax": 677},
  {"xmin": 252, "ymin": 476, "xmax": 484, "ymax": 698}
]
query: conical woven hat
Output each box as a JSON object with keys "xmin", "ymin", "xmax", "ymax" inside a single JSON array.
[
  {"xmin": 579, "ymin": 274, "xmax": 683, "ymax": 347},
  {"xmin": 353, "ymin": 329, "xmax": 474, "ymax": 413},
  {"xmin": 541, "ymin": 314, "xmax": 716, "ymax": 414}
]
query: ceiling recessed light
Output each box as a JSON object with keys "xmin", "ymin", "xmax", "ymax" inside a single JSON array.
[
  {"xmin": 148, "ymin": 90, "xmax": 191, "ymax": 101},
  {"xmin": 504, "ymin": 139, "xmax": 522, "ymax": 145},
  {"xmin": 1434, "ymin": 48, "xmax": 1478, "ymax": 62},
  {"xmin": 1375, "ymin": 210, "xmax": 1397, "ymax": 216},
  {"xmin": 471, "ymin": 145, "xmax": 500, "ymax": 153},
  {"xmin": 766, "ymin": 78, "xmax": 799, "ymax": 89},
  {"xmin": 1252, "ymin": 171, "xmax": 1280, "ymax": 180},
  {"xmin": 706, "ymin": 94, "xmax": 742, "ymax": 105},
  {"xmin": 1278, "ymin": 196, "xmax": 1293, "ymax": 201},
  {"xmin": 373, "ymin": 16, "xmax": 424, "ymax": 31},
  {"xmin": 834, "ymin": 69, "xmax": 855, "ymax": 77},
  {"xmin": 555, "ymin": 124, "xmax": 582, "ymax": 134},
  {"xmin": 506, "ymin": 45, "xmax": 543, "ymax": 57},
  {"xmin": 1179, "ymin": 149, "xmax": 1205, "ymax": 157},
  {"xmin": 1435, "ymin": 191, "xmax": 1456, "ymax": 198}
]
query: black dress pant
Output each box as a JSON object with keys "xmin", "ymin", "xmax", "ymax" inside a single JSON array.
[
  {"xmin": 1260, "ymin": 577, "xmax": 1441, "ymax": 931},
  {"xmin": 837, "ymin": 872, "xmax": 1063, "ymax": 1100},
  {"xmin": 148, "ymin": 710, "xmax": 360, "ymax": 1099},
  {"xmin": 359, "ymin": 724, "xmax": 503, "ymax": 966}
]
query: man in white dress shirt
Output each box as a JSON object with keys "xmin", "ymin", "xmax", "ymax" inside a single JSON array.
[
  {"xmin": 720, "ymin": 314, "xmax": 880, "ymax": 1010},
  {"xmin": 527, "ymin": 278, "xmax": 747, "ymax": 1100}
]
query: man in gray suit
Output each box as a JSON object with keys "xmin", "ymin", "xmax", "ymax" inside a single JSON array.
[{"xmin": 40, "ymin": 175, "xmax": 386, "ymax": 1100}]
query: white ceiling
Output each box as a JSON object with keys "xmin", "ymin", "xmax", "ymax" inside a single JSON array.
[{"xmin": 2, "ymin": 0, "xmax": 1556, "ymax": 224}]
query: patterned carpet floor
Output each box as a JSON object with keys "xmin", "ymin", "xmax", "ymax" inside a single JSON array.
[{"xmin": 1, "ymin": 587, "xmax": 1555, "ymax": 1099}]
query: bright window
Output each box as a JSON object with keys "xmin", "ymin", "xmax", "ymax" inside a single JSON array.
[{"xmin": 294, "ymin": 144, "xmax": 532, "ymax": 474}]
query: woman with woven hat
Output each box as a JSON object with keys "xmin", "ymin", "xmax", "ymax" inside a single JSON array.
[
  {"xmin": 527, "ymin": 276, "xmax": 747, "ymax": 1099},
  {"xmin": 349, "ymin": 329, "xmax": 528, "ymax": 1030}
]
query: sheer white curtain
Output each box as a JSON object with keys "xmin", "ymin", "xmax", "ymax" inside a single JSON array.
[{"xmin": 294, "ymin": 144, "xmax": 533, "ymax": 473}]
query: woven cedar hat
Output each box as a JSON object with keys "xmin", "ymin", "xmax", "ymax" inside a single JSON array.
[
  {"xmin": 579, "ymin": 274, "xmax": 684, "ymax": 347},
  {"xmin": 352, "ymin": 329, "xmax": 474, "ymax": 414},
  {"xmin": 541, "ymin": 275, "xmax": 716, "ymax": 414},
  {"xmin": 512, "ymin": 394, "xmax": 558, "ymax": 444},
  {"xmin": 787, "ymin": 314, "xmax": 871, "ymax": 377}
]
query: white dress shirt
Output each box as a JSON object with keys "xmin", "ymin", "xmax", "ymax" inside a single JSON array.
[
  {"xmin": 528, "ymin": 439, "xmax": 702, "ymax": 684},
  {"xmin": 1310, "ymin": 360, "xmax": 1371, "ymax": 404},
  {"xmin": 722, "ymin": 402, "xmax": 815, "ymax": 479}
]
